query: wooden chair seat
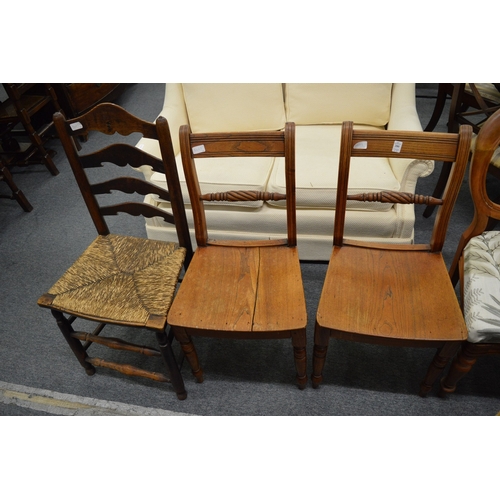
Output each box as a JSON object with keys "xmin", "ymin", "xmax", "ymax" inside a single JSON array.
[
  {"xmin": 168, "ymin": 244, "xmax": 306, "ymax": 337},
  {"xmin": 39, "ymin": 235, "xmax": 185, "ymax": 328},
  {"xmin": 316, "ymin": 245, "xmax": 466, "ymax": 344}
]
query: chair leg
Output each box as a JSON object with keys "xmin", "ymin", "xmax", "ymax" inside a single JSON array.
[
  {"xmin": 0, "ymin": 164, "xmax": 33, "ymax": 212},
  {"xmin": 439, "ymin": 342, "xmax": 478, "ymax": 396},
  {"xmin": 291, "ymin": 330, "xmax": 307, "ymax": 389},
  {"xmin": 19, "ymin": 107, "xmax": 59, "ymax": 176},
  {"xmin": 424, "ymin": 83, "xmax": 448, "ymax": 132},
  {"xmin": 419, "ymin": 341, "xmax": 460, "ymax": 396},
  {"xmin": 51, "ymin": 310, "xmax": 96, "ymax": 375},
  {"xmin": 311, "ymin": 322, "xmax": 330, "ymax": 389},
  {"xmin": 155, "ymin": 329, "xmax": 187, "ymax": 400},
  {"xmin": 422, "ymin": 161, "xmax": 453, "ymax": 218},
  {"xmin": 171, "ymin": 326, "xmax": 203, "ymax": 383}
]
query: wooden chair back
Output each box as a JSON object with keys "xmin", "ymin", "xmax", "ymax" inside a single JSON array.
[
  {"xmin": 179, "ymin": 122, "xmax": 296, "ymax": 248},
  {"xmin": 449, "ymin": 108, "xmax": 500, "ymax": 284},
  {"xmin": 53, "ymin": 103, "xmax": 193, "ymax": 266},
  {"xmin": 334, "ymin": 122, "xmax": 472, "ymax": 252}
]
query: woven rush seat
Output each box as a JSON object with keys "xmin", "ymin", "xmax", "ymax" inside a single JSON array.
[
  {"xmin": 40, "ymin": 235, "xmax": 186, "ymax": 328},
  {"xmin": 463, "ymin": 231, "xmax": 500, "ymax": 344}
]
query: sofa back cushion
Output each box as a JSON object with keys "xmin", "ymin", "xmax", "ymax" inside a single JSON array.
[
  {"xmin": 285, "ymin": 83, "xmax": 392, "ymax": 126},
  {"xmin": 266, "ymin": 124, "xmax": 400, "ymax": 211},
  {"xmin": 182, "ymin": 83, "xmax": 286, "ymax": 133}
]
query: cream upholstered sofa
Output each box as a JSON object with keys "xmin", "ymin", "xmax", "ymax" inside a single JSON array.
[{"xmin": 135, "ymin": 83, "xmax": 430, "ymax": 261}]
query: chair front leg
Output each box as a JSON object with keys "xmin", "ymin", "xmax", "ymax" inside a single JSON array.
[
  {"xmin": 51, "ymin": 310, "xmax": 95, "ymax": 375},
  {"xmin": 171, "ymin": 326, "xmax": 204, "ymax": 383},
  {"xmin": 312, "ymin": 321, "xmax": 331, "ymax": 389},
  {"xmin": 291, "ymin": 329, "xmax": 307, "ymax": 389}
]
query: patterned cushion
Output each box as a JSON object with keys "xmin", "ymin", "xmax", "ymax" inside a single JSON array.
[{"xmin": 463, "ymin": 231, "xmax": 500, "ymax": 343}]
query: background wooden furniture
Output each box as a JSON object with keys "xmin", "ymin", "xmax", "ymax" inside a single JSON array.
[
  {"xmin": 441, "ymin": 109, "xmax": 500, "ymax": 395},
  {"xmin": 0, "ymin": 83, "xmax": 62, "ymax": 176},
  {"xmin": 423, "ymin": 83, "xmax": 500, "ymax": 218},
  {"xmin": 312, "ymin": 121, "xmax": 472, "ymax": 395},
  {"xmin": 167, "ymin": 122, "xmax": 308, "ymax": 389},
  {"xmin": 0, "ymin": 158, "xmax": 32, "ymax": 212},
  {"xmin": 52, "ymin": 84, "xmax": 129, "ymax": 119},
  {"xmin": 37, "ymin": 103, "xmax": 193, "ymax": 400}
]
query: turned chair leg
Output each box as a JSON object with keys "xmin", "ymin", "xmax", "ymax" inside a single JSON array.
[
  {"xmin": 172, "ymin": 326, "xmax": 203, "ymax": 383},
  {"xmin": 440, "ymin": 342, "xmax": 478, "ymax": 396},
  {"xmin": 311, "ymin": 322, "xmax": 330, "ymax": 389},
  {"xmin": 419, "ymin": 342, "xmax": 460, "ymax": 396},
  {"xmin": 51, "ymin": 310, "xmax": 95, "ymax": 375},
  {"xmin": 292, "ymin": 329, "xmax": 307, "ymax": 389},
  {"xmin": 155, "ymin": 329, "xmax": 187, "ymax": 400}
]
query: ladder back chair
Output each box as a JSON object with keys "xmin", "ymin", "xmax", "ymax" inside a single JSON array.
[
  {"xmin": 37, "ymin": 103, "xmax": 193, "ymax": 400},
  {"xmin": 167, "ymin": 122, "xmax": 308, "ymax": 389},
  {"xmin": 312, "ymin": 121, "xmax": 472, "ymax": 395},
  {"xmin": 441, "ymin": 109, "xmax": 500, "ymax": 395}
]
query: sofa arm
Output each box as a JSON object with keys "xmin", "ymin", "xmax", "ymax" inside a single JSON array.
[
  {"xmin": 135, "ymin": 83, "xmax": 189, "ymax": 180},
  {"xmin": 387, "ymin": 83, "xmax": 434, "ymax": 191}
]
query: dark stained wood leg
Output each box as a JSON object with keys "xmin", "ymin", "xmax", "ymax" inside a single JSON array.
[
  {"xmin": 155, "ymin": 329, "xmax": 187, "ymax": 400},
  {"xmin": 0, "ymin": 164, "xmax": 33, "ymax": 212},
  {"xmin": 291, "ymin": 329, "xmax": 307, "ymax": 389},
  {"xmin": 51, "ymin": 310, "xmax": 95, "ymax": 375},
  {"xmin": 311, "ymin": 321, "xmax": 330, "ymax": 389},
  {"xmin": 171, "ymin": 326, "xmax": 203, "ymax": 383},
  {"xmin": 419, "ymin": 341, "xmax": 460, "ymax": 396},
  {"xmin": 423, "ymin": 161, "xmax": 453, "ymax": 218},
  {"xmin": 439, "ymin": 342, "xmax": 478, "ymax": 396}
]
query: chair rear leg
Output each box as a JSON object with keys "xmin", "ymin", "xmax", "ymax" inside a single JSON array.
[
  {"xmin": 155, "ymin": 329, "xmax": 187, "ymax": 400},
  {"xmin": 439, "ymin": 342, "xmax": 478, "ymax": 396},
  {"xmin": 419, "ymin": 341, "xmax": 460, "ymax": 396},
  {"xmin": 51, "ymin": 310, "xmax": 95, "ymax": 375}
]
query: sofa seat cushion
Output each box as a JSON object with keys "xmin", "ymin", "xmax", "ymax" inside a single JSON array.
[
  {"xmin": 285, "ymin": 83, "xmax": 392, "ymax": 126},
  {"xmin": 182, "ymin": 83, "xmax": 286, "ymax": 133},
  {"xmin": 150, "ymin": 155, "xmax": 276, "ymax": 208},
  {"xmin": 463, "ymin": 231, "xmax": 500, "ymax": 343},
  {"xmin": 266, "ymin": 125, "xmax": 401, "ymax": 210}
]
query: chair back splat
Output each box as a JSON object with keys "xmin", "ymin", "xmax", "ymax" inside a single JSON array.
[
  {"xmin": 312, "ymin": 121, "xmax": 473, "ymax": 395},
  {"xmin": 37, "ymin": 103, "xmax": 192, "ymax": 400},
  {"xmin": 167, "ymin": 122, "xmax": 308, "ymax": 390}
]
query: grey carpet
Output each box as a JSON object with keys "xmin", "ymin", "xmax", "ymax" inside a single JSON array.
[{"xmin": 1, "ymin": 83, "xmax": 499, "ymax": 416}]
